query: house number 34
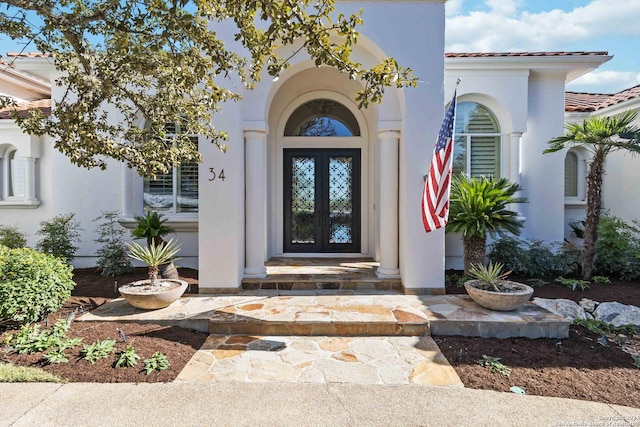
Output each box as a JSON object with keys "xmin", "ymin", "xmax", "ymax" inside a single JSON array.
[{"xmin": 209, "ymin": 168, "xmax": 226, "ymax": 182}]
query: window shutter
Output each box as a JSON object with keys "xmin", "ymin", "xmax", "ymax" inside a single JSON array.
[
  {"xmin": 470, "ymin": 136, "xmax": 499, "ymax": 178},
  {"xmin": 143, "ymin": 172, "xmax": 173, "ymax": 212},
  {"xmin": 177, "ymin": 161, "xmax": 198, "ymax": 212},
  {"xmin": 565, "ymin": 152, "xmax": 578, "ymax": 197},
  {"xmin": 10, "ymin": 154, "xmax": 25, "ymax": 197}
]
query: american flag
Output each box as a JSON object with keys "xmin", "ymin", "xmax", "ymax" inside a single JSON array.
[{"xmin": 422, "ymin": 90, "xmax": 457, "ymax": 233}]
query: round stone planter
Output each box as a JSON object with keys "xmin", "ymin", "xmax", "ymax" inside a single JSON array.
[
  {"xmin": 118, "ymin": 279, "xmax": 188, "ymax": 310},
  {"xmin": 464, "ymin": 280, "xmax": 534, "ymax": 312}
]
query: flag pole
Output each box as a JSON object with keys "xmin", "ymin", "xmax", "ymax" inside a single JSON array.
[{"xmin": 421, "ymin": 80, "xmax": 460, "ymax": 233}]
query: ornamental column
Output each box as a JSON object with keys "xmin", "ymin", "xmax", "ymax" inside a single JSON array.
[
  {"xmin": 244, "ymin": 128, "xmax": 268, "ymax": 278},
  {"xmin": 376, "ymin": 130, "xmax": 400, "ymax": 278},
  {"xmin": 23, "ymin": 157, "xmax": 37, "ymax": 202},
  {"xmin": 509, "ymin": 132, "xmax": 523, "ymax": 213}
]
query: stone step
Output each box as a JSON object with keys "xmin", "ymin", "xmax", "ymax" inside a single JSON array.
[
  {"xmin": 79, "ymin": 293, "xmax": 570, "ymax": 339},
  {"xmin": 208, "ymin": 294, "xmax": 431, "ymax": 336},
  {"xmin": 176, "ymin": 334, "xmax": 463, "ymax": 386},
  {"xmin": 240, "ymin": 279, "xmax": 403, "ymax": 292}
]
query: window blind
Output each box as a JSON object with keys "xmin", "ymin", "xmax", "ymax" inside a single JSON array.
[{"xmin": 564, "ymin": 152, "xmax": 578, "ymax": 197}]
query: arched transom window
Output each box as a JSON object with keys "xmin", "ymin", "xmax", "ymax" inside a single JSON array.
[
  {"xmin": 453, "ymin": 102, "xmax": 501, "ymax": 178},
  {"xmin": 284, "ymin": 99, "xmax": 360, "ymax": 137}
]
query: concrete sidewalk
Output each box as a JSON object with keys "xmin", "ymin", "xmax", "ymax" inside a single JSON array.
[{"xmin": 3, "ymin": 382, "xmax": 639, "ymax": 427}]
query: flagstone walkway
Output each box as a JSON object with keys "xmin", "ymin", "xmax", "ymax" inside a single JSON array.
[{"xmin": 79, "ymin": 292, "xmax": 569, "ymax": 386}]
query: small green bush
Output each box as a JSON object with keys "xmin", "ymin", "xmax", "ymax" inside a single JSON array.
[
  {"xmin": 594, "ymin": 213, "xmax": 640, "ymax": 281},
  {"xmin": 0, "ymin": 225, "xmax": 28, "ymax": 249},
  {"xmin": 143, "ymin": 352, "xmax": 170, "ymax": 375},
  {"xmin": 81, "ymin": 339, "xmax": 116, "ymax": 364},
  {"xmin": 93, "ymin": 211, "xmax": 133, "ymax": 277},
  {"xmin": 36, "ymin": 214, "xmax": 83, "ymax": 263},
  {"xmin": 0, "ymin": 246, "xmax": 75, "ymax": 324},
  {"xmin": 488, "ymin": 237, "xmax": 580, "ymax": 278}
]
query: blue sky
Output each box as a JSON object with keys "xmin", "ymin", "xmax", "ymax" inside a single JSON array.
[{"xmin": 446, "ymin": 0, "xmax": 640, "ymax": 93}]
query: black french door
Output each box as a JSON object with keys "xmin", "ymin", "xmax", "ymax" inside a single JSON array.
[{"xmin": 284, "ymin": 148, "xmax": 361, "ymax": 253}]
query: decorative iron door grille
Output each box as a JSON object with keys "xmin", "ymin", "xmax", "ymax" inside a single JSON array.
[{"xmin": 284, "ymin": 149, "xmax": 361, "ymax": 253}]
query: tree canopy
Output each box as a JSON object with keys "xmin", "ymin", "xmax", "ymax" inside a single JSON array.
[{"xmin": 0, "ymin": 0, "xmax": 417, "ymax": 176}]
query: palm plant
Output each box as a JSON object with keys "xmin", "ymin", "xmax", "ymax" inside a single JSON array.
[
  {"xmin": 126, "ymin": 239, "xmax": 182, "ymax": 286},
  {"xmin": 446, "ymin": 173, "xmax": 526, "ymax": 274},
  {"xmin": 545, "ymin": 110, "xmax": 640, "ymax": 279},
  {"xmin": 131, "ymin": 211, "xmax": 178, "ymax": 279},
  {"xmin": 131, "ymin": 211, "xmax": 173, "ymax": 248}
]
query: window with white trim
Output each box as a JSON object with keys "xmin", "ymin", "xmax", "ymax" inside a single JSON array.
[
  {"xmin": 143, "ymin": 123, "xmax": 198, "ymax": 213},
  {"xmin": 564, "ymin": 151, "xmax": 578, "ymax": 197},
  {"xmin": 452, "ymin": 102, "xmax": 501, "ymax": 178},
  {"xmin": 1, "ymin": 145, "xmax": 33, "ymax": 205}
]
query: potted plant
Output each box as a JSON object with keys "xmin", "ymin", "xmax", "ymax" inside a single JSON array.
[
  {"xmin": 464, "ymin": 262, "xmax": 534, "ymax": 311},
  {"xmin": 118, "ymin": 239, "xmax": 188, "ymax": 309},
  {"xmin": 446, "ymin": 174, "xmax": 527, "ymax": 275},
  {"xmin": 131, "ymin": 211, "xmax": 179, "ymax": 279}
]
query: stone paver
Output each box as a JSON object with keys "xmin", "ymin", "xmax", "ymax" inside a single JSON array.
[
  {"xmin": 80, "ymin": 293, "xmax": 569, "ymax": 338},
  {"xmin": 176, "ymin": 335, "xmax": 463, "ymax": 387},
  {"xmin": 241, "ymin": 257, "xmax": 402, "ymax": 291}
]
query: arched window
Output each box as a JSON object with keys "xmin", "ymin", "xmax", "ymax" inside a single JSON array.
[
  {"xmin": 564, "ymin": 151, "xmax": 578, "ymax": 197},
  {"xmin": 452, "ymin": 102, "xmax": 501, "ymax": 178},
  {"xmin": 284, "ymin": 99, "xmax": 360, "ymax": 136},
  {"xmin": 143, "ymin": 123, "xmax": 199, "ymax": 213},
  {"xmin": 1, "ymin": 147, "xmax": 26, "ymax": 200}
]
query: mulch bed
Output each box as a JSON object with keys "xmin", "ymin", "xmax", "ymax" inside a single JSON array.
[
  {"xmin": 435, "ymin": 326, "xmax": 640, "ymax": 408},
  {"xmin": 0, "ymin": 268, "xmax": 206, "ymax": 383},
  {"xmin": 443, "ymin": 270, "xmax": 640, "ymax": 408}
]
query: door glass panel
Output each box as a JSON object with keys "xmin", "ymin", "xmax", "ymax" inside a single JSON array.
[
  {"xmin": 291, "ymin": 156, "xmax": 316, "ymax": 244},
  {"xmin": 328, "ymin": 156, "xmax": 353, "ymax": 244}
]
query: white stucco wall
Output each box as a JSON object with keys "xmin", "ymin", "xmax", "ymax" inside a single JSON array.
[
  {"xmin": 520, "ymin": 74, "xmax": 567, "ymax": 243},
  {"xmin": 600, "ymin": 101, "xmax": 640, "ymax": 226}
]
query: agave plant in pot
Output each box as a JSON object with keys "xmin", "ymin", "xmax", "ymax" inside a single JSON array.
[
  {"xmin": 118, "ymin": 239, "xmax": 188, "ymax": 310},
  {"xmin": 464, "ymin": 262, "xmax": 534, "ymax": 311}
]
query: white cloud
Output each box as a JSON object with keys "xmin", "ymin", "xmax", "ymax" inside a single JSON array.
[
  {"xmin": 568, "ymin": 70, "xmax": 640, "ymax": 93},
  {"xmin": 445, "ymin": 0, "xmax": 464, "ymax": 17},
  {"xmin": 485, "ymin": 0, "xmax": 519, "ymax": 16},
  {"xmin": 446, "ymin": 0, "xmax": 640, "ymax": 52}
]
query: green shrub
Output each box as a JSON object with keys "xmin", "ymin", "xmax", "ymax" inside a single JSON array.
[
  {"xmin": 0, "ymin": 246, "xmax": 75, "ymax": 324},
  {"xmin": 594, "ymin": 213, "xmax": 640, "ymax": 281},
  {"xmin": 0, "ymin": 225, "xmax": 28, "ymax": 249},
  {"xmin": 143, "ymin": 352, "xmax": 170, "ymax": 374},
  {"xmin": 36, "ymin": 214, "xmax": 83, "ymax": 263},
  {"xmin": 93, "ymin": 211, "xmax": 133, "ymax": 277},
  {"xmin": 115, "ymin": 345, "xmax": 140, "ymax": 368},
  {"xmin": 81, "ymin": 339, "xmax": 116, "ymax": 364},
  {"xmin": 488, "ymin": 237, "xmax": 580, "ymax": 278},
  {"xmin": 555, "ymin": 276, "xmax": 590, "ymax": 291}
]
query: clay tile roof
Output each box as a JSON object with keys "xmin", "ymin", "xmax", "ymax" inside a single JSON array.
[
  {"xmin": 597, "ymin": 84, "xmax": 640, "ymax": 109},
  {"xmin": 445, "ymin": 51, "xmax": 609, "ymax": 58},
  {"xmin": 565, "ymin": 85, "xmax": 640, "ymax": 112},
  {"xmin": 5, "ymin": 52, "xmax": 50, "ymax": 58},
  {"xmin": 565, "ymin": 92, "xmax": 613, "ymax": 112},
  {"xmin": 0, "ymin": 99, "xmax": 51, "ymax": 119}
]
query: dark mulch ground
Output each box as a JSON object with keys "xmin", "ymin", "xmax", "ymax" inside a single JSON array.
[
  {"xmin": 435, "ymin": 326, "xmax": 640, "ymax": 408},
  {"xmin": 0, "ymin": 268, "xmax": 206, "ymax": 383},
  {"xmin": 443, "ymin": 270, "xmax": 640, "ymax": 408}
]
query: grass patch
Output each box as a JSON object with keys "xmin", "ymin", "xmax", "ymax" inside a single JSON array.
[{"xmin": 0, "ymin": 362, "xmax": 66, "ymax": 383}]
